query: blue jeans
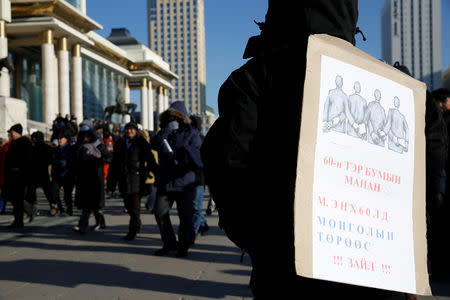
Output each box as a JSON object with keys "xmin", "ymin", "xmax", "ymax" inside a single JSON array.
[
  {"xmin": 192, "ymin": 185, "xmax": 206, "ymax": 234},
  {"xmin": 0, "ymin": 192, "xmax": 5, "ymax": 211}
]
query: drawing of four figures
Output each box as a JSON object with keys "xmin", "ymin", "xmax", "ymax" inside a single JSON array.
[{"xmin": 323, "ymin": 75, "xmax": 409, "ymax": 154}]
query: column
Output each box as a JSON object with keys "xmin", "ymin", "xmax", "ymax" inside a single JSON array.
[
  {"xmin": 0, "ymin": 21, "xmax": 9, "ymax": 97},
  {"xmin": 58, "ymin": 37, "xmax": 70, "ymax": 117},
  {"xmin": 93, "ymin": 64, "xmax": 100, "ymax": 117},
  {"xmin": 140, "ymin": 78, "xmax": 148, "ymax": 129},
  {"xmin": 109, "ymin": 72, "xmax": 116, "ymax": 122},
  {"xmin": 101, "ymin": 68, "xmax": 107, "ymax": 116},
  {"xmin": 80, "ymin": 0, "xmax": 87, "ymax": 14},
  {"xmin": 71, "ymin": 44, "xmax": 83, "ymax": 122},
  {"xmin": 42, "ymin": 29, "xmax": 57, "ymax": 124},
  {"xmin": 157, "ymin": 86, "xmax": 164, "ymax": 114},
  {"xmin": 123, "ymin": 78, "xmax": 130, "ymax": 124},
  {"xmin": 163, "ymin": 88, "xmax": 169, "ymax": 111},
  {"xmin": 157, "ymin": 86, "xmax": 164, "ymax": 129},
  {"xmin": 53, "ymin": 53, "xmax": 59, "ymax": 117},
  {"xmin": 147, "ymin": 81, "xmax": 154, "ymax": 131}
]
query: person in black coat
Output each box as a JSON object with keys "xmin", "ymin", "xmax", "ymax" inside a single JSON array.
[
  {"xmin": 110, "ymin": 122, "xmax": 158, "ymax": 241},
  {"xmin": 3, "ymin": 123, "xmax": 33, "ymax": 228},
  {"xmin": 27, "ymin": 131, "xmax": 53, "ymax": 217},
  {"xmin": 429, "ymin": 88, "xmax": 450, "ymax": 279},
  {"xmin": 202, "ymin": 1, "xmax": 408, "ymax": 299},
  {"xmin": 73, "ymin": 121, "xmax": 111, "ymax": 234}
]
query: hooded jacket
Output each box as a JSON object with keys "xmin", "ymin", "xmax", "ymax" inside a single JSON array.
[
  {"xmin": 244, "ymin": 0, "xmax": 359, "ymax": 58},
  {"xmin": 152, "ymin": 101, "xmax": 203, "ymax": 192}
]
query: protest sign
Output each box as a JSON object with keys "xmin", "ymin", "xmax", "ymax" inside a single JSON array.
[{"xmin": 294, "ymin": 34, "xmax": 430, "ymax": 295}]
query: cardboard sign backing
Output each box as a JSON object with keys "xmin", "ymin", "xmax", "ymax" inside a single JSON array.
[{"xmin": 294, "ymin": 34, "xmax": 430, "ymax": 295}]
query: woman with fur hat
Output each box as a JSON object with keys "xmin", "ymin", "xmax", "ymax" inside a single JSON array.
[{"xmin": 151, "ymin": 101, "xmax": 203, "ymax": 257}]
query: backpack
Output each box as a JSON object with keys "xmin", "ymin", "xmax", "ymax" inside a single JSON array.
[
  {"xmin": 201, "ymin": 57, "xmax": 262, "ymax": 251},
  {"xmin": 201, "ymin": 119, "xmax": 253, "ymax": 251}
]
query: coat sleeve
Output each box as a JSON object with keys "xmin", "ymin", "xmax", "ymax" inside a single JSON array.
[
  {"xmin": 183, "ymin": 130, "xmax": 203, "ymax": 170},
  {"xmin": 142, "ymin": 140, "xmax": 159, "ymax": 176}
]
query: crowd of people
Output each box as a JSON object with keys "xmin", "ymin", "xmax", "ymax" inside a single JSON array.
[{"xmin": 0, "ymin": 101, "xmax": 210, "ymax": 258}]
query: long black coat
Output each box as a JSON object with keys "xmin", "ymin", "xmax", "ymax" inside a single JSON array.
[
  {"xmin": 74, "ymin": 135, "xmax": 110, "ymax": 210},
  {"xmin": 110, "ymin": 135, "xmax": 157, "ymax": 196}
]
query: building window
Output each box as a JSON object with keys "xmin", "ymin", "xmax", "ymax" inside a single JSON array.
[
  {"xmin": 82, "ymin": 57, "xmax": 124, "ymax": 122},
  {"xmin": 12, "ymin": 54, "xmax": 43, "ymax": 122},
  {"xmin": 65, "ymin": 0, "xmax": 81, "ymax": 10}
]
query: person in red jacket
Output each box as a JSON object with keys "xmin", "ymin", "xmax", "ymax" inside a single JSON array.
[
  {"xmin": 0, "ymin": 136, "xmax": 12, "ymax": 214},
  {"xmin": 102, "ymin": 129, "xmax": 114, "ymax": 179}
]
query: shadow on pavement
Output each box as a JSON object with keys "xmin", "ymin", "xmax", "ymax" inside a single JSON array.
[
  {"xmin": 1, "ymin": 223, "xmax": 247, "ymax": 265},
  {"xmin": 221, "ymin": 269, "xmax": 252, "ymax": 277},
  {"xmin": 0, "ymin": 259, "xmax": 250, "ymax": 299},
  {"xmin": 5, "ymin": 239, "xmax": 246, "ymax": 266}
]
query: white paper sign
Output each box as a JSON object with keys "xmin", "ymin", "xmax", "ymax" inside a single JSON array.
[{"xmin": 312, "ymin": 55, "xmax": 416, "ymax": 293}]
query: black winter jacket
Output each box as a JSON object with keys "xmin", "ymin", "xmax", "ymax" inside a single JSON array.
[
  {"xmin": 30, "ymin": 141, "xmax": 53, "ymax": 183},
  {"xmin": 111, "ymin": 135, "xmax": 157, "ymax": 196}
]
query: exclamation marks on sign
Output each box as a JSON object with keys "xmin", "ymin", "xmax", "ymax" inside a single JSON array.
[
  {"xmin": 382, "ymin": 264, "xmax": 391, "ymax": 274},
  {"xmin": 333, "ymin": 256, "xmax": 343, "ymax": 266}
]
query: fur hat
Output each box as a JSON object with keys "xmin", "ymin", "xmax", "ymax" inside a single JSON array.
[{"xmin": 159, "ymin": 101, "xmax": 191, "ymax": 126}]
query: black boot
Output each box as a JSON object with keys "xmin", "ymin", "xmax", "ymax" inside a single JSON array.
[
  {"xmin": 91, "ymin": 213, "xmax": 106, "ymax": 231},
  {"xmin": 66, "ymin": 203, "xmax": 73, "ymax": 216},
  {"xmin": 123, "ymin": 230, "xmax": 137, "ymax": 241},
  {"xmin": 175, "ymin": 245, "xmax": 189, "ymax": 258},
  {"xmin": 155, "ymin": 242, "xmax": 178, "ymax": 256},
  {"xmin": 198, "ymin": 223, "xmax": 210, "ymax": 235},
  {"xmin": 74, "ymin": 210, "xmax": 89, "ymax": 234}
]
